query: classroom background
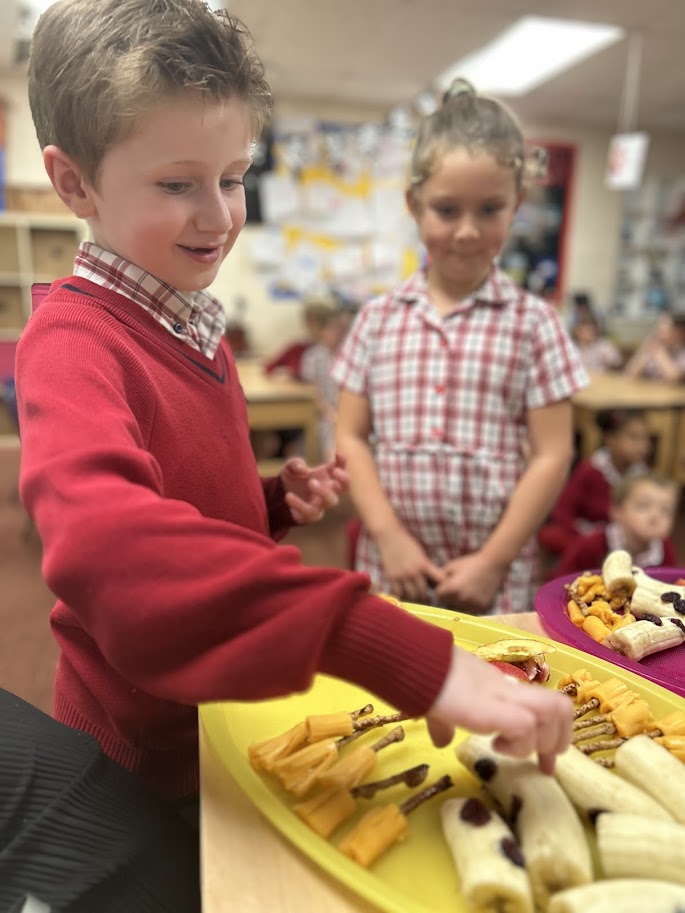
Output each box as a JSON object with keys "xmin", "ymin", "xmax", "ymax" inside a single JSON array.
[{"xmin": 3, "ymin": 0, "xmax": 685, "ymax": 712}]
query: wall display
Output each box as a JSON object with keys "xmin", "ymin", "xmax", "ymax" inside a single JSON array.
[
  {"xmin": 252, "ymin": 117, "xmax": 419, "ymax": 303},
  {"xmin": 611, "ymin": 174, "xmax": 685, "ymax": 320},
  {"xmin": 499, "ymin": 142, "xmax": 575, "ymax": 302}
]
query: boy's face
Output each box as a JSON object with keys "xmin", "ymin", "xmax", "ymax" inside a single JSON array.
[
  {"xmin": 85, "ymin": 95, "xmax": 254, "ymax": 291},
  {"xmin": 612, "ymin": 480, "xmax": 678, "ymax": 546}
]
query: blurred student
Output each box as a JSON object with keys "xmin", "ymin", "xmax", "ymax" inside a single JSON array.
[
  {"xmin": 264, "ymin": 298, "xmax": 334, "ymax": 379},
  {"xmin": 555, "ymin": 472, "xmax": 678, "ymax": 576},
  {"xmin": 258, "ymin": 299, "xmax": 336, "ymax": 460},
  {"xmin": 301, "ymin": 307, "xmax": 353, "ymax": 461},
  {"xmin": 333, "ymin": 78, "xmax": 587, "ymax": 615},
  {"xmin": 571, "ymin": 314, "xmax": 623, "ymax": 373},
  {"xmin": 564, "ymin": 290, "xmax": 596, "ymax": 333},
  {"xmin": 625, "ymin": 312, "xmax": 685, "ymax": 382},
  {"xmin": 538, "ymin": 408, "xmax": 650, "ymax": 559}
]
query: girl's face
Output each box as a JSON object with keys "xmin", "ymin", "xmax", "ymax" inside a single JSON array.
[
  {"xmin": 407, "ymin": 148, "xmax": 520, "ymax": 299},
  {"xmin": 606, "ymin": 418, "xmax": 651, "ymax": 469}
]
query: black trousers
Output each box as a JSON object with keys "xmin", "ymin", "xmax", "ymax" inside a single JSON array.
[{"xmin": 0, "ymin": 690, "xmax": 200, "ymax": 913}]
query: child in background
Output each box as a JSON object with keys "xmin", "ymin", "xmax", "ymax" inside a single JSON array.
[
  {"xmin": 260, "ymin": 298, "xmax": 336, "ymax": 460},
  {"xmin": 301, "ymin": 306, "xmax": 354, "ymax": 460},
  {"xmin": 625, "ymin": 312, "xmax": 685, "ymax": 382},
  {"xmin": 333, "ymin": 79, "xmax": 587, "ymax": 615},
  {"xmin": 538, "ymin": 408, "xmax": 651, "ymax": 562},
  {"xmin": 14, "ymin": 3, "xmax": 572, "ymax": 904},
  {"xmin": 264, "ymin": 298, "xmax": 334, "ymax": 379},
  {"xmin": 571, "ymin": 314, "xmax": 623, "ymax": 373},
  {"xmin": 555, "ymin": 472, "xmax": 679, "ymax": 576}
]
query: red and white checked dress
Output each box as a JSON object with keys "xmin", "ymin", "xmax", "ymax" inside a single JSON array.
[{"xmin": 332, "ymin": 266, "xmax": 588, "ymax": 614}]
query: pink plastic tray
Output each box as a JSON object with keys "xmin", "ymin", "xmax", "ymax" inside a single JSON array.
[{"xmin": 535, "ymin": 566, "xmax": 685, "ymax": 699}]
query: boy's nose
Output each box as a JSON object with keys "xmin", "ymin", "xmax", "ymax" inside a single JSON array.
[{"xmin": 195, "ymin": 188, "xmax": 233, "ymax": 235}]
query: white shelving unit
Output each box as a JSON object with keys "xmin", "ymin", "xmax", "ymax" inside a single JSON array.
[{"xmin": 0, "ymin": 211, "xmax": 88, "ymax": 337}]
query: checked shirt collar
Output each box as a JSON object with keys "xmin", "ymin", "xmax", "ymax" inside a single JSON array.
[{"xmin": 73, "ymin": 241, "xmax": 226, "ymax": 359}]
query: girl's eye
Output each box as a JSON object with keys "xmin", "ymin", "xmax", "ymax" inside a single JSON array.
[
  {"xmin": 221, "ymin": 179, "xmax": 244, "ymax": 191},
  {"xmin": 159, "ymin": 181, "xmax": 190, "ymax": 194},
  {"xmin": 482, "ymin": 203, "xmax": 504, "ymax": 216}
]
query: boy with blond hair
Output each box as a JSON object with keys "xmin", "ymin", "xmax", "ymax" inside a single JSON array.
[
  {"xmin": 556, "ymin": 472, "xmax": 679, "ymax": 576},
  {"xmin": 11, "ymin": 0, "xmax": 572, "ymax": 904}
]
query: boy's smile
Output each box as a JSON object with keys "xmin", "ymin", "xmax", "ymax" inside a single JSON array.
[{"xmin": 84, "ymin": 95, "xmax": 254, "ymax": 291}]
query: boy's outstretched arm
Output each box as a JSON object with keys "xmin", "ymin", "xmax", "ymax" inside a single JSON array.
[{"xmin": 426, "ymin": 646, "xmax": 573, "ymax": 775}]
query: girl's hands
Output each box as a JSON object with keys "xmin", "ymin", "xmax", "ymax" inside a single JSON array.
[
  {"xmin": 435, "ymin": 551, "xmax": 505, "ymax": 614},
  {"xmin": 375, "ymin": 526, "xmax": 445, "ymax": 603},
  {"xmin": 280, "ymin": 453, "xmax": 350, "ymax": 524},
  {"xmin": 426, "ymin": 646, "xmax": 573, "ymax": 775}
]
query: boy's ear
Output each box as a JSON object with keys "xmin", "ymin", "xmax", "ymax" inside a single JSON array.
[{"xmin": 42, "ymin": 145, "xmax": 97, "ymax": 219}]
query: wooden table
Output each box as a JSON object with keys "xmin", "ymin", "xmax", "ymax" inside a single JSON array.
[
  {"xmin": 199, "ymin": 612, "xmax": 544, "ymax": 913},
  {"xmin": 235, "ymin": 359, "xmax": 319, "ymax": 467},
  {"xmin": 572, "ymin": 371, "xmax": 685, "ymax": 479}
]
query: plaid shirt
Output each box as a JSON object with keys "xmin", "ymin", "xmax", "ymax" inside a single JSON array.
[
  {"xmin": 332, "ymin": 266, "xmax": 588, "ymax": 613},
  {"xmin": 72, "ymin": 242, "xmax": 226, "ymax": 358}
]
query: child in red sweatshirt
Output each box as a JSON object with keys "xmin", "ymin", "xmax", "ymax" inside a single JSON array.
[
  {"xmin": 555, "ymin": 472, "xmax": 679, "ymax": 576},
  {"xmin": 13, "ymin": 1, "xmax": 572, "ymax": 907},
  {"xmin": 539, "ymin": 407, "xmax": 651, "ymax": 560}
]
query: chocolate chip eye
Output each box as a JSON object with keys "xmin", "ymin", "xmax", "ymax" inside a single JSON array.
[
  {"xmin": 459, "ymin": 797, "xmax": 492, "ymax": 826},
  {"xmin": 500, "ymin": 836, "xmax": 525, "ymax": 867},
  {"xmin": 474, "ymin": 757, "xmax": 497, "ymax": 782}
]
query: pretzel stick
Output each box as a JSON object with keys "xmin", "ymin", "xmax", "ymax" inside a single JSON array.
[
  {"xmin": 294, "ymin": 763, "xmax": 430, "ymax": 838},
  {"xmin": 351, "ymin": 763, "xmax": 429, "ymax": 799},
  {"xmin": 250, "ymin": 703, "xmax": 374, "ymax": 770},
  {"xmin": 577, "ymin": 737, "xmax": 626, "ymax": 754},
  {"xmin": 339, "ymin": 775, "xmax": 453, "ymax": 867},
  {"xmin": 316, "ymin": 726, "xmax": 406, "ymax": 791}
]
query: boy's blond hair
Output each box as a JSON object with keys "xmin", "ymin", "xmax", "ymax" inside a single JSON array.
[
  {"xmin": 28, "ymin": 0, "xmax": 272, "ymax": 186},
  {"xmin": 612, "ymin": 471, "xmax": 679, "ymax": 507}
]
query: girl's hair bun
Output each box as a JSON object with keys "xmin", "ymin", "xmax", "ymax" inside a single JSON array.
[{"xmin": 442, "ymin": 77, "xmax": 475, "ymax": 104}]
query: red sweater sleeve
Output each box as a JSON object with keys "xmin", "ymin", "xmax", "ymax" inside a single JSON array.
[
  {"xmin": 555, "ymin": 531, "xmax": 607, "ymax": 577},
  {"xmin": 662, "ymin": 538, "xmax": 678, "ymax": 567},
  {"xmin": 16, "ymin": 303, "xmax": 452, "ymax": 719},
  {"xmin": 551, "ymin": 460, "xmax": 611, "ymax": 530}
]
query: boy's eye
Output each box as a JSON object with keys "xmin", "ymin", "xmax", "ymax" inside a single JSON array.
[
  {"xmin": 159, "ymin": 181, "xmax": 190, "ymax": 194},
  {"xmin": 482, "ymin": 203, "xmax": 504, "ymax": 216}
]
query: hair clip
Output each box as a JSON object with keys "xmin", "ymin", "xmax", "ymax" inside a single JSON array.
[
  {"xmin": 523, "ymin": 146, "xmax": 548, "ymax": 182},
  {"xmin": 442, "ymin": 78, "xmax": 475, "ymax": 104}
]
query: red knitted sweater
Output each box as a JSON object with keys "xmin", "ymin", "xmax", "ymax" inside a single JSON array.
[{"xmin": 16, "ymin": 278, "xmax": 452, "ymax": 799}]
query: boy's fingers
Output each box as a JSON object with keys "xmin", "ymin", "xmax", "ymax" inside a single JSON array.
[
  {"xmin": 537, "ymin": 752, "xmax": 556, "ymax": 775},
  {"xmin": 426, "ymin": 717, "xmax": 454, "ymax": 748}
]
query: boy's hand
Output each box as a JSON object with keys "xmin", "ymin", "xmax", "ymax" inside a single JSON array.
[
  {"xmin": 281, "ymin": 453, "xmax": 350, "ymax": 524},
  {"xmin": 426, "ymin": 646, "xmax": 573, "ymax": 775}
]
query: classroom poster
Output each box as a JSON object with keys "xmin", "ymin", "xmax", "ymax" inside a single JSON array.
[{"xmin": 252, "ymin": 118, "xmax": 418, "ymax": 303}]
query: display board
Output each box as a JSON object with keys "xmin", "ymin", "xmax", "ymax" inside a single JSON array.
[{"xmin": 499, "ymin": 142, "xmax": 575, "ymax": 302}]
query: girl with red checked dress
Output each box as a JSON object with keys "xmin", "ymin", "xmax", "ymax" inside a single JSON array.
[{"xmin": 333, "ymin": 79, "xmax": 588, "ymax": 615}]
